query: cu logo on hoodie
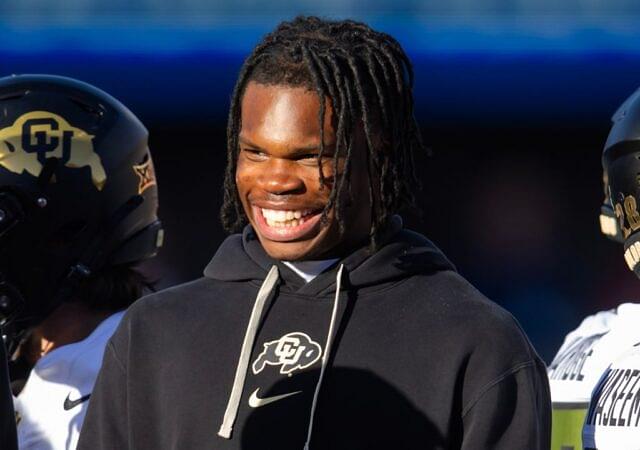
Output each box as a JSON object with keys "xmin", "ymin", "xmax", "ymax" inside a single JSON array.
[{"xmin": 252, "ymin": 332, "xmax": 322, "ymax": 375}]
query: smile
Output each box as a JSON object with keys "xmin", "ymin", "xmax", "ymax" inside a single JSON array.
[
  {"xmin": 261, "ymin": 208, "xmax": 315, "ymax": 228},
  {"xmin": 251, "ymin": 205, "xmax": 325, "ymax": 242}
]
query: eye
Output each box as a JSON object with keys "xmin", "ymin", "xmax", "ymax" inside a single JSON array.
[
  {"xmin": 297, "ymin": 154, "xmax": 321, "ymax": 166},
  {"xmin": 242, "ymin": 148, "xmax": 268, "ymax": 161}
]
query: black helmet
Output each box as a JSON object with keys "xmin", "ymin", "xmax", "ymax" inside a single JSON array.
[
  {"xmin": 0, "ymin": 75, "xmax": 163, "ymax": 345},
  {"xmin": 603, "ymin": 87, "xmax": 640, "ymax": 277}
]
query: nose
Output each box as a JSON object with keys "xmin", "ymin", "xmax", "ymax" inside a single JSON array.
[{"xmin": 257, "ymin": 159, "xmax": 305, "ymax": 195}]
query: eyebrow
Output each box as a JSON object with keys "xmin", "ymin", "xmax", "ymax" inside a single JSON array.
[
  {"xmin": 238, "ymin": 136, "xmax": 330, "ymax": 154},
  {"xmin": 238, "ymin": 136, "xmax": 262, "ymax": 149}
]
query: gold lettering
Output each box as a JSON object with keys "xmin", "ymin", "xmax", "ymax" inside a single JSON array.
[
  {"xmin": 625, "ymin": 195, "xmax": 640, "ymax": 231},
  {"xmin": 615, "ymin": 202, "xmax": 632, "ymax": 238}
]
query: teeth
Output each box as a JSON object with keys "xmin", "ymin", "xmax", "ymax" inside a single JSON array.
[{"xmin": 261, "ymin": 208, "xmax": 313, "ymax": 228}]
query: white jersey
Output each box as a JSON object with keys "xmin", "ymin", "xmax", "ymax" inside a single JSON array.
[
  {"xmin": 583, "ymin": 343, "xmax": 640, "ymax": 449},
  {"xmin": 548, "ymin": 303, "xmax": 640, "ymax": 450},
  {"xmin": 14, "ymin": 311, "xmax": 124, "ymax": 450}
]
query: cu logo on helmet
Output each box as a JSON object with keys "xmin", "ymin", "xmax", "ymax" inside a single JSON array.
[
  {"xmin": 22, "ymin": 117, "xmax": 70, "ymax": 157},
  {"xmin": 252, "ymin": 332, "xmax": 322, "ymax": 375},
  {"xmin": 0, "ymin": 111, "xmax": 107, "ymax": 190}
]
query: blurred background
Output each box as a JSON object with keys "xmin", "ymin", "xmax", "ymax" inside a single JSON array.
[{"xmin": 2, "ymin": 0, "xmax": 640, "ymax": 362}]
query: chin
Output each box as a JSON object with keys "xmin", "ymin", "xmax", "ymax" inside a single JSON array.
[
  {"xmin": 251, "ymin": 217, "xmax": 336, "ymax": 261},
  {"xmin": 260, "ymin": 240, "xmax": 317, "ymax": 262}
]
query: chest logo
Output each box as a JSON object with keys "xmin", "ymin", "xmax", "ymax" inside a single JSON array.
[
  {"xmin": 248, "ymin": 388, "xmax": 302, "ymax": 408},
  {"xmin": 252, "ymin": 332, "xmax": 322, "ymax": 375}
]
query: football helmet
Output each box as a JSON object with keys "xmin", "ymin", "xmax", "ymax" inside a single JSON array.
[
  {"xmin": 603, "ymin": 87, "xmax": 640, "ymax": 277},
  {"xmin": 0, "ymin": 75, "xmax": 163, "ymax": 348}
]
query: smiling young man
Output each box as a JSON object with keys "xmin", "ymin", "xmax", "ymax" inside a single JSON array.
[
  {"xmin": 79, "ymin": 17, "xmax": 550, "ymax": 450},
  {"xmin": 234, "ymin": 80, "xmax": 373, "ymax": 264}
]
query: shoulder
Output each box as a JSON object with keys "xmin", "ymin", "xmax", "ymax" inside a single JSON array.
[
  {"xmin": 394, "ymin": 270, "xmax": 541, "ymax": 383},
  {"xmin": 451, "ymin": 275, "xmax": 539, "ymax": 365},
  {"xmin": 551, "ymin": 302, "xmax": 639, "ymax": 360},
  {"xmin": 562, "ymin": 302, "xmax": 640, "ymax": 339},
  {"xmin": 110, "ymin": 277, "xmax": 251, "ymax": 352},
  {"xmin": 408, "ymin": 271, "xmax": 549, "ymax": 415},
  {"xmin": 135, "ymin": 277, "xmax": 220, "ymax": 307},
  {"xmin": 124, "ymin": 276, "xmax": 251, "ymax": 320},
  {"xmin": 568, "ymin": 306, "xmax": 620, "ymax": 338},
  {"xmin": 409, "ymin": 270, "xmax": 534, "ymax": 354}
]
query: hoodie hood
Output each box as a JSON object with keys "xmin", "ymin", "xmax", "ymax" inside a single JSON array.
[{"xmin": 204, "ymin": 216, "xmax": 455, "ymax": 297}]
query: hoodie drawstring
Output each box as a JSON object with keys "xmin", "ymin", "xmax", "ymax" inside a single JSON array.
[
  {"xmin": 217, "ymin": 263, "xmax": 345, "ymax": 448},
  {"xmin": 303, "ymin": 264, "xmax": 344, "ymax": 450},
  {"xmin": 218, "ymin": 265, "xmax": 279, "ymax": 439}
]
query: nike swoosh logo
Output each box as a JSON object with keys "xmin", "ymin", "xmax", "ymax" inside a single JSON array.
[
  {"xmin": 63, "ymin": 393, "xmax": 91, "ymax": 411},
  {"xmin": 248, "ymin": 388, "xmax": 301, "ymax": 408}
]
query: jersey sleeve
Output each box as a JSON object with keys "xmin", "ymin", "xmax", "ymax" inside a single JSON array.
[
  {"xmin": 548, "ymin": 306, "xmax": 626, "ymax": 449},
  {"xmin": 549, "ymin": 307, "xmax": 618, "ymax": 372},
  {"xmin": 461, "ymin": 359, "xmax": 551, "ymax": 450},
  {"xmin": 76, "ymin": 339, "xmax": 129, "ymax": 449}
]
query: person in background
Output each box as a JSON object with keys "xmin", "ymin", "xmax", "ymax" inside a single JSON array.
[
  {"xmin": 582, "ymin": 87, "xmax": 640, "ymax": 448},
  {"xmin": 79, "ymin": 16, "xmax": 550, "ymax": 450},
  {"xmin": 548, "ymin": 87, "xmax": 640, "ymax": 449},
  {"xmin": 0, "ymin": 342, "xmax": 17, "ymax": 450},
  {"xmin": 0, "ymin": 74, "xmax": 163, "ymax": 450}
]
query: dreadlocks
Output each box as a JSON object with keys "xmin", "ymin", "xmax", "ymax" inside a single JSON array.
[{"xmin": 221, "ymin": 16, "xmax": 425, "ymax": 247}]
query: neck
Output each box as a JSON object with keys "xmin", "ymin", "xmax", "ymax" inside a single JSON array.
[{"xmin": 21, "ymin": 302, "xmax": 114, "ymax": 365}]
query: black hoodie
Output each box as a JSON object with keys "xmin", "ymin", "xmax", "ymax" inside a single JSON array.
[{"xmin": 78, "ymin": 222, "xmax": 550, "ymax": 450}]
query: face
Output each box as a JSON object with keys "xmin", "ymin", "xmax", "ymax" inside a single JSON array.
[{"xmin": 236, "ymin": 81, "xmax": 372, "ymax": 261}]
